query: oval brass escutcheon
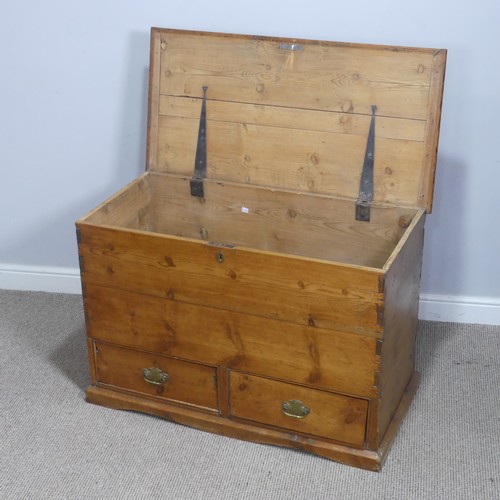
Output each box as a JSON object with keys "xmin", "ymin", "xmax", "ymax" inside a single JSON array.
[
  {"xmin": 142, "ymin": 367, "xmax": 169, "ymax": 386},
  {"xmin": 216, "ymin": 251, "xmax": 225, "ymax": 263},
  {"xmin": 281, "ymin": 399, "xmax": 311, "ymax": 419}
]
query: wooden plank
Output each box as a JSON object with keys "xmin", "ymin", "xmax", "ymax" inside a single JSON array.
[
  {"xmin": 95, "ymin": 342, "xmax": 219, "ymax": 412},
  {"xmin": 78, "ymin": 224, "xmax": 383, "ymax": 335},
  {"xmin": 86, "ymin": 385, "xmax": 385, "ymax": 470},
  {"xmin": 217, "ymin": 367, "xmax": 230, "ymax": 417},
  {"xmin": 149, "ymin": 174, "xmax": 415, "ymax": 269},
  {"xmin": 378, "ymin": 210, "xmax": 425, "ymax": 441},
  {"xmin": 159, "ymin": 95, "xmax": 427, "ymax": 142},
  {"xmin": 365, "ymin": 398, "xmax": 380, "ymax": 450},
  {"xmin": 229, "ymin": 371, "xmax": 368, "ymax": 446},
  {"xmin": 156, "ymin": 114, "xmax": 424, "ymax": 206},
  {"xmin": 159, "ymin": 31, "xmax": 434, "ymax": 120},
  {"xmin": 84, "ymin": 283, "xmax": 379, "ymax": 398},
  {"xmin": 146, "ymin": 29, "xmax": 162, "ymax": 170},
  {"xmin": 77, "ymin": 173, "xmax": 152, "ymax": 231},
  {"xmin": 87, "ymin": 338, "xmax": 98, "ymax": 385},
  {"xmin": 419, "ymin": 49, "xmax": 447, "ymax": 211}
]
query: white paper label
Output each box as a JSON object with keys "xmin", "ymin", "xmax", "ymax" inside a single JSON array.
[{"xmin": 241, "ymin": 206, "xmax": 249, "ymax": 214}]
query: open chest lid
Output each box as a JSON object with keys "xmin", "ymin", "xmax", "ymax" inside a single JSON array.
[{"xmin": 146, "ymin": 28, "xmax": 446, "ymax": 216}]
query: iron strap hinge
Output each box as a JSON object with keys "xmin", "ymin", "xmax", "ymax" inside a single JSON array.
[
  {"xmin": 190, "ymin": 86, "xmax": 208, "ymax": 198},
  {"xmin": 355, "ymin": 105, "xmax": 377, "ymax": 222}
]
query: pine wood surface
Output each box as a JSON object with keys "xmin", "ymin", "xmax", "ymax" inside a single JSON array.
[
  {"xmin": 159, "ymin": 31, "xmax": 433, "ymax": 119},
  {"xmin": 147, "ymin": 28, "xmax": 447, "ymax": 212},
  {"xmin": 94, "ymin": 341, "xmax": 218, "ymax": 412},
  {"xmin": 81, "ymin": 172, "xmax": 417, "ymax": 268},
  {"xmin": 79, "ymin": 173, "xmax": 152, "ymax": 230},
  {"xmin": 229, "ymin": 371, "xmax": 368, "ymax": 446},
  {"xmin": 149, "ymin": 174, "xmax": 415, "ymax": 268},
  {"xmin": 159, "ymin": 95, "xmax": 427, "ymax": 141},
  {"xmin": 83, "ymin": 283, "xmax": 379, "ymax": 398},
  {"xmin": 77, "ymin": 223, "xmax": 384, "ymax": 335},
  {"xmin": 377, "ymin": 211, "xmax": 426, "ymax": 441},
  {"xmin": 419, "ymin": 49, "xmax": 447, "ymax": 210},
  {"xmin": 156, "ymin": 113, "xmax": 424, "ymax": 206}
]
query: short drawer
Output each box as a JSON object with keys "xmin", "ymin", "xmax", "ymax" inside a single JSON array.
[
  {"xmin": 94, "ymin": 342, "xmax": 218, "ymax": 412},
  {"xmin": 229, "ymin": 372, "xmax": 368, "ymax": 446}
]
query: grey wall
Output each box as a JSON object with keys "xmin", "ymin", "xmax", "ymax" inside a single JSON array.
[{"xmin": 1, "ymin": 1, "xmax": 499, "ymax": 303}]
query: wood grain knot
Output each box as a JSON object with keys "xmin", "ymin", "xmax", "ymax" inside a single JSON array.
[
  {"xmin": 163, "ymin": 321, "xmax": 176, "ymax": 336},
  {"xmin": 341, "ymin": 101, "xmax": 354, "ymax": 113},
  {"xmin": 385, "ymin": 167, "xmax": 393, "ymax": 175},
  {"xmin": 310, "ymin": 154, "xmax": 320, "ymax": 165},
  {"xmin": 287, "ymin": 208, "xmax": 297, "ymax": 219},
  {"xmin": 256, "ymin": 83, "xmax": 265, "ymax": 93},
  {"xmin": 228, "ymin": 270, "xmax": 237, "ymax": 280},
  {"xmin": 239, "ymin": 383, "xmax": 247, "ymax": 391},
  {"xmin": 163, "ymin": 256, "xmax": 176, "ymax": 267},
  {"xmin": 398, "ymin": 216, "xmax": 411, "ymax": 229},
  {"xmin": 308, "ymin": 315, "xmax": 316, "ymax": 327},
  {"xmin": 308, "ymin": 370, "xmax": 321, "ymax": 383},
  {"xmin": 344, "ymin": 412, "xmax": 357, "ymax": 424},
  {"xmin": 297, "ymin": 280, "xmax": 305, "ymax": 289},
  {"xmin": 166, "ymin": 288, "xmax": 175, "ymax": 300},
  {"xmin": 339, "ymin": 114, "xmax": 351, "ymax": 125}
]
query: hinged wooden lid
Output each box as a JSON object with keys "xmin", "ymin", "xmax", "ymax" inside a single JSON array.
[{"xmin": 146, "ymin": 28, "xmax": 446, "ymax": 211}]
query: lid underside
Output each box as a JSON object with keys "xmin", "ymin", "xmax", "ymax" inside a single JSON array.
[{"xmin": 146, "ymin": 29, "xmax": 446, "ymax": 211}]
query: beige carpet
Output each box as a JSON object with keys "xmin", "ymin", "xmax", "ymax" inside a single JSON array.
[{"xmin": 1, "ymin": 289, "xmax": 499, "ymax": 499}]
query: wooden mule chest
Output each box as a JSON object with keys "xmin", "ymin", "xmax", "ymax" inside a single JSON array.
[{"xmin": 76, "ymin": 28, "xmax": 446, "ymax": 471}]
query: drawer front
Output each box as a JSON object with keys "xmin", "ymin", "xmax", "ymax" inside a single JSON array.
[
  {"xmin": 229, "ymin": 372, "xmax": 368, "ymax": 446},
  {"xmin": 94, "ymin": 342, "xmax": 218, "ymax": 412}
]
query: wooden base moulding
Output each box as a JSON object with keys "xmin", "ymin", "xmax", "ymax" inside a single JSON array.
[{"xmin": 86, "ymin": 372, "xmax": 420, "ymax": 472}]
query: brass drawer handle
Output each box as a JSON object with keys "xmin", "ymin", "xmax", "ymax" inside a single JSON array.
[
  {"xmin": 281, "ymin": 399, "xmax": 310, "ymax": 419},
  {"xmin": 142, "ymin": 367, "xmax": 169, "ymax": 386}
]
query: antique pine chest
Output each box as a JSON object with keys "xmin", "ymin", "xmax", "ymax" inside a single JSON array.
[{"xmin": 76, "ymin": 28, "xmax": 446, "ymax": 471}]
